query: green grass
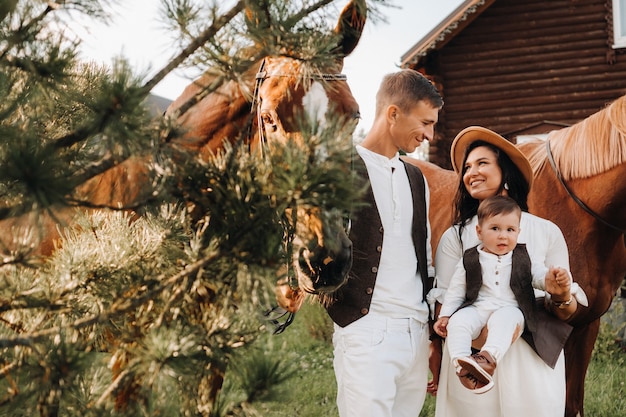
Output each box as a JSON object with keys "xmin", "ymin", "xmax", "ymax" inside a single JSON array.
[
  {"xmin": 222, "ymin": 298, "xmax": 625, "ymax": 417},
  {"xmin": 582, "ymin": 300, "xmax": 626, "ymax": 417}
]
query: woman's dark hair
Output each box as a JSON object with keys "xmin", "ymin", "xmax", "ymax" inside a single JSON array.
[{"xmin": 453, "ymin": 140, "xmax": 530, "ymax": 238}]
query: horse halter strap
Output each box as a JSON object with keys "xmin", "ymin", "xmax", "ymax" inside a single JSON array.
[
  {"xmin": 249, "ymin": 58, "xmax": 348, "ymax": 153},
  {"xmin": 545, "ymin": 139, "xmax": 625, "ymax": 232}
]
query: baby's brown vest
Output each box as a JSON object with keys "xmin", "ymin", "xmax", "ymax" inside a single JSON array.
[{"xmin": 460, "ymin": 244, "xmax": 538, "ymax": 332}]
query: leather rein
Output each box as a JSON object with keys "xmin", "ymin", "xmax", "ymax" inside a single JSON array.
[{"xmin": 545, "ymin": 139, "xmax": 624, "ymax": 233}]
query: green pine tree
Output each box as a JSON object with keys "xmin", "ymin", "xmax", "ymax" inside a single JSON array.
[{"xmin": 0, "ymin": 1, "xmax": 381, "ymax": 415}]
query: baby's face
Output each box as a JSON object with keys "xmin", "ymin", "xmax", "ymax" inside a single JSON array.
[{"xmin": 476, "ymin": 211, "xmax": 521, "ymax": 255}]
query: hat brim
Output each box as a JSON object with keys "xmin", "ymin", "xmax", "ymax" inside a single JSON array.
[{"xmin": 450, "ymin": 126, "xmax": 534, "ymax": 189}]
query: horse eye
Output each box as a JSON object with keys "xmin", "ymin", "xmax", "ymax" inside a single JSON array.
[{"xmin": 261, "ymin": 112, "xmax": 274, "ymax": 125}]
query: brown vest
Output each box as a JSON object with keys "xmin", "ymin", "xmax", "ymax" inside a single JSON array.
[
  {"xmin": 326, "ymin": 156, "xmax": 432, "ymax": 328},
  {"xmin": 461, "ymin": 245, "xmax": 572, "ymax": 368},
  {"xmin": 461, "ymin": 244, "xmax": 538, "ymax": 332}
]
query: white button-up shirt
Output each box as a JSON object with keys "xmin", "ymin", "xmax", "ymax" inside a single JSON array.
[
  {"xmin": 356, "ymin": 145, "xmax": 431, "ymax": 323},
  {"xmin": 439, "ymin": 245, "xmax": 548, "ymax": 317}
]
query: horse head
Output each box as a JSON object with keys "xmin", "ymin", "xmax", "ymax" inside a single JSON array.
[{"xmin": 164, "ymin": 1, "xmax": 366, "ymax": 299}]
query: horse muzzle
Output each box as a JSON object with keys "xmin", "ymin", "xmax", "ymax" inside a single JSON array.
[{"xmin": 295, "ymin": 231, "xmax": 352, "ymax": 294}]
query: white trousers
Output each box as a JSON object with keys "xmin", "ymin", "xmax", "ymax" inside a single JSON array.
[
  {"xmin": 332, "ymin": 314, "xmax": 430, "ymax": 417},
  {"xmin": 446, "ymin": 304, "xmax": 524, "ymax": 363}
]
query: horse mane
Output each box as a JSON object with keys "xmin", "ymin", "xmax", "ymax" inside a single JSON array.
[{"xmin": 524, "ymin": 94, "xmax": 626, "ymax": 181}]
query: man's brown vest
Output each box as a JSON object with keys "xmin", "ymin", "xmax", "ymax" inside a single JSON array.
[{"xmin": 326, "ymin": 157, "xmax": 432, "ymax": 328}]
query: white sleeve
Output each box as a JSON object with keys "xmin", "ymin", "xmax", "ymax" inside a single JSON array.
[
  {"xmin": 428, "ymin": 226, "xmax": 463, "ymax": 308},
  {"xmin": 541, "ymin": 220, "xmax": 570, "ymax": 270},
  {"xmin": 434, "ymin": 226, "xmax": 464, "ymax": 292},
  {"xmin": 542, "ymin": 220, "xmax": 588, "ymax": 305},
  {"xmin": 439, "ymin": 258, "xmax": 468, "ymax": 318},
  {"xmin": 530, "ymin": 258, "xmax": 548, "ymax": 291}
]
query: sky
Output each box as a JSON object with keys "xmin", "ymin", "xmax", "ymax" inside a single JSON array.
[{"xmin": 77, "ymin": 0, "xmax": 465, "ymax": 132}]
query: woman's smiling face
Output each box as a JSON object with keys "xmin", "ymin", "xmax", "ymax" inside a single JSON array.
[{"xmin": 462, "ymin": 146, "xmax": 504, "ymax": 202}]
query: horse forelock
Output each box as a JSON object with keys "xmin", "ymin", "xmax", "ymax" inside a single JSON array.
[{"xmin": 547, "ymin": 95, "xmax": 626, "ymax": 181}]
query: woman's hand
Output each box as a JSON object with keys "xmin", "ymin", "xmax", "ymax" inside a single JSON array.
[{"xmin": 433, "ymin": 317, "xmax": 449, "ymax": 337}]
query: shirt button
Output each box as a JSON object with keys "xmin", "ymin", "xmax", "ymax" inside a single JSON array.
[
  {"xmin": 379, "ymin": 226, "xmax": 384, "ymax": 233},
  {"xmin": 376, "ymin": 245, "xmax": 382, "ymax": 253},
  {"xmin": 366, "ymin": 287, "xmax": 373, "ymax": 295},
  {"xmin": 371, "ymin": 266, "xmax": 378, "ymax": 273},
  {"xmin": 360, "ymin": 308, "xmax": 369, "ymax": 315},
  {"xmin": 495, "ymin": 281, "xmax": 499, "ymax": 285}
]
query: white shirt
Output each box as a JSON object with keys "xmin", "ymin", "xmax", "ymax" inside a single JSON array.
[
  {"xmin": 356, "ymin": 145, "xmax": 434, "ymax": 323},
  {"xmin": 430, "ymin": 211, "xmax": 589, "ymax": 309},
  {"xmin": 439, "ymin": 245, "xmax": 548, "ymax": 317},
  {"xmin": 435, "ymin": 212, "xmax": 568, "ymax": 292}
]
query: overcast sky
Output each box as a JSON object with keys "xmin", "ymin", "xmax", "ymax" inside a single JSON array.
[{"xmin": 77, "ymin": 0, "xmax": 465, "ymax": 132}]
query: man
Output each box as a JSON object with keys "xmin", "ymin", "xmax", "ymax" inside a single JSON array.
[{"xmin": 326, "ymin": 69, "xmax": 443, "ymax": 417}]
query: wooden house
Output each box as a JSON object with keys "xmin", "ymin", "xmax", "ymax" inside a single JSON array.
[{"xmin": 402, "ymin": 0, "xmax": 626, "ymax": 168}]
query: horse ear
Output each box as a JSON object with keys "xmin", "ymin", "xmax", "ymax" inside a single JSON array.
[{"xmin": 333, "ymin": 0, "xmax": 367, "ymax": 57}]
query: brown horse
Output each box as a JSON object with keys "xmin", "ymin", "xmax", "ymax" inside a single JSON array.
[
  {"xmin": 3, "ymin": 1, "xmax": 366, "ymax": 301},
  {"xmin": 406, "ymin": 93, "xmax": 626, "ymax": 417},
  {"xmin": 160, "ymin": 1, "xmax": 365, "ymax": 301},
  {"xmin": 97, "ymin": 2, "xmax": 366, "ymax": 410}
]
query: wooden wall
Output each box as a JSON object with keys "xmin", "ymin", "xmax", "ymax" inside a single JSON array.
[{"xmin": 410, "ymin": 0, "xmax": 626, "ymax": 168}]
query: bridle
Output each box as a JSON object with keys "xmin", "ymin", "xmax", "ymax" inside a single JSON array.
[
  {"xmin": 249, "ymin": 58, "xmax": 350, "ymax": 154},
  {"xmin": 545, "ymin": 139, "xmax": 625, "ymax": 233},
  {"xmin": 250, "ymin": 58, "xmax": 354, "ymax": 334}
]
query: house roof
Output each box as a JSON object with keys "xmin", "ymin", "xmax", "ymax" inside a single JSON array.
[{"xmin": 400, "ymin": 0, "xmax": 496, "ymax": 68}]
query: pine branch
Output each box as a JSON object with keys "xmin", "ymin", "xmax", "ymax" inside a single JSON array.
[
  {"xmin": 0, "ymin": 250, "xmax": 221, "ymax": 349},
  {"xmin": 0, "ymin": 2, "xmax": 55, "ymax": 60},
  {"xmin": 142, "ymin": 1, "xmax": 246, "ymax": 114},
  {"xmin": 285, "ymin": 0, "xmax": 335, "ymax": 29}
]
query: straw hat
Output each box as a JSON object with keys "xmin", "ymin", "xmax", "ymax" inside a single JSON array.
[{"xmin": 450, "ymin": 126, "xmax": 534, "ymax": 189}]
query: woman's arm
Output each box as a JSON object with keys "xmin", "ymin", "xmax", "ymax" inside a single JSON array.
[
  {"xmin": 541, "ymin": 220, "xmax": 581, "ymax": 320},
  {"xmin": 438, "ymin": 260, "xmax": 469, "ymax": 318},
  {"xmin": 434, "ymin": 226, "xmax": 464, "ymax": 291},
  {"xmin": 544, "ymin": 267, "xmax": 577, "ymax": 320}
]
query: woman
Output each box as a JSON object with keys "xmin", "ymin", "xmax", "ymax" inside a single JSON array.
[{"xmin": 430, "ymin": 126, "xmax": 587, "ymax": 416}]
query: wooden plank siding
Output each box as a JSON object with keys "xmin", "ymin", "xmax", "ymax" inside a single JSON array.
[{"xmin": 407, "ymin": 0, "xmax": 626, "ymax": 168}]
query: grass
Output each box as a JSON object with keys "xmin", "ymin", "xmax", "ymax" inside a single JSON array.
[{"xmin": 220, "ymin": 297, "xmax": 625, "ymax": 417}]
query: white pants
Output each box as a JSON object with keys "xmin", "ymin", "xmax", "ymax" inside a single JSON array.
[
  {"xmin": 332, "ymin": 314, "xmax": 430, "ymax": 417},
  {"xmin": 446, "ymin": 304, "xmax": 524, "ymax": 363}
]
